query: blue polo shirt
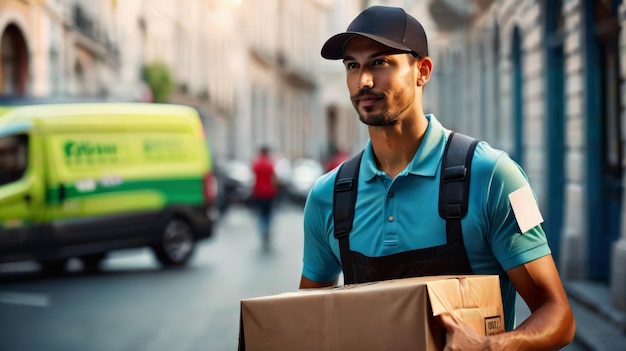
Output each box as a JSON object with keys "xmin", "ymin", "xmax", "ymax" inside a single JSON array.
[{"xmin": 302, "ymin": 114, "xmax": 551, "ymax": 330}]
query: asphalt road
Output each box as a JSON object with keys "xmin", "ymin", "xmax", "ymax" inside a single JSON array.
[{"xmin": 0, "ymin": 204, "xmax": 305, "ymax": 351}]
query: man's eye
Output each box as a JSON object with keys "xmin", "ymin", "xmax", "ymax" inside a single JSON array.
[
  {"xmin": 373, "ymin": 59, "xmax": 387, "ymax": 66},
  {"xmin": 345, "ymin": 62, "xmax": 357, "ymax": 69}
]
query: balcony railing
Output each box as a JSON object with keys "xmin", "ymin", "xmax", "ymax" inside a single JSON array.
[
  {"xmin": 70, "ymin": 4, "xmax": 118, "ymax": 59},
  {"xmin": 428, "ymin": 0, "xmax": 473, "ymax": 30}
]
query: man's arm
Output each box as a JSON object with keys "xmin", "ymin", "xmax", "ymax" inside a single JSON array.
[
  {"xmin": 502, "ymin": 254, "xmax": 576, "ymax": 348},
  {"xmin": 440, "ymin": 254, "xmax": 575, "ymax": 350},
  {"xmin": 299, "ymin": 275, "xmax": 337, "ymax": 289}
]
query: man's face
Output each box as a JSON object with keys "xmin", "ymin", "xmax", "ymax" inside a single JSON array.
[{"xmin": 342, "ymin": 37, "xmax": 418, "ymax": 126}]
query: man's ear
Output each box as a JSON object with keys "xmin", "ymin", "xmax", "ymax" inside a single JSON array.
[{"xmin": 416, "ymin": 57, "xmax": 433, "ymax": 87}]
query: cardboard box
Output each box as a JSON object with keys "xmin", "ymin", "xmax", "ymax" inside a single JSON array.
[{"xmin": 238, "ymin": 275, "xmax": 504, "ymax": 351}]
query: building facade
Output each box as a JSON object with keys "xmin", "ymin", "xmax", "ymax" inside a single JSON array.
[
  {"xmin": 239, "ymin": 0, "xmax": 327, "ymax": 162},
  {"xmin": 0, "ymin": 0, "xmax": 329, "ymax": 165},
  {"xmin": 0, "ymin": 0, "xmax": 122, "ymax": 97},
  {"xmin": 429, "ymin": 0, "xmax": 626, "ymax": 312}
]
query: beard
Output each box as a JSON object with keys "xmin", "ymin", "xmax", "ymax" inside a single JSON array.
[
  {"xmin": 351, "ymin": 72, "xmax": 417, "ymax": 127},
  {"xmin": 351, "ymin": 89, "xmax": 398, "ymax": 126},
  {"xmin": 357, "ymin": 108, "xmax": 397, "ymax": 126},
  {"xmin": 352, "ymin": 89, "xmax": 415, "ymax": 127}
]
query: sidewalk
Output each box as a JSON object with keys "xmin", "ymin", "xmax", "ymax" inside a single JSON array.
[{"xmin": 564, "ymin": 280, "xmax": 626, "ymax": 351}]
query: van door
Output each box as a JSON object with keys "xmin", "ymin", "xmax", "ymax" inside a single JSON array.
[
  {"xmin": 46, "ymin": 133, "xmax": 152, "ymax": 249},
  {"xmin": 0, "ymin": 133, "xmax": 44, "ymax": 261}
]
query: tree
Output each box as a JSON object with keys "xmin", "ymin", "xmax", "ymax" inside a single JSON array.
[{"xmin": 142, "ymin": 61, "xmax": 175, "ymax": 103}]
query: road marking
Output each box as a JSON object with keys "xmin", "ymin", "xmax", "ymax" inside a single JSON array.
[{"xmin": 0, "ymin": 291, "xmax": 49, "ymax": 307}]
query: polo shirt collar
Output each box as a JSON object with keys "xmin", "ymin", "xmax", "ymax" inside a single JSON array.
[{"xmin": 361, "ymin": 114, "xmax": 449, "ymax": 181}]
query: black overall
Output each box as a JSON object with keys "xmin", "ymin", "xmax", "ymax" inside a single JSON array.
[{"xmin": 333, "ymin": 133, "xmax": 478, "ymax": 285}]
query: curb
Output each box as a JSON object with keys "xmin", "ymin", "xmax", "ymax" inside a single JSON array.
[{"xmin": 565, "ymin": 281, "xmax": 626, "ymax": 351}]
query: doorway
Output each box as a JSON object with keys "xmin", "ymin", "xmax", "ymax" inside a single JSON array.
[
  {"xmin": 584, "ymin": 0, "xmax": 623, "ymax": 281},
  {"xmin": 544, "ymin": 0, "xmax": 566, "ymax": 262},
  {"xmin": 0, "ymin": 24, "xmax": 29, "ymax": 95}
]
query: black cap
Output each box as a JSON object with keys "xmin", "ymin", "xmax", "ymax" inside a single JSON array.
[{"xmin": 321, "ymin": 6, "xmax": 428, "ymax": 60}]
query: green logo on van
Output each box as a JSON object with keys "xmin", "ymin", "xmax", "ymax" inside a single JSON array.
[
  {"xmin": 63, "ymin": 141, "xmax": 118, "ymax": 165},
  {"xmin": 143, "ymin": 139, "xmax": 183, "ymax": 161}
]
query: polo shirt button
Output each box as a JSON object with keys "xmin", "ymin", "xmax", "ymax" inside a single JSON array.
[
  {"xmin": 388, "ymin": 192, "xmax": 394, "ymax": 198},
  {"xmin": 388, "ymin": 215, "xmax": 394, "ymax": 222}
]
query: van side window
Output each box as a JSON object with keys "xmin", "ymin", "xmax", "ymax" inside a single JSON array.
[{"xmin": 0, "ymin": 134, "xmax": 28, "ymax": 186}]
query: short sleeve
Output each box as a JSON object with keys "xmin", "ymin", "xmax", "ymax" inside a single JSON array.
[
  {"xmin": 301, "ymin": 173, "xmax": 342, "ymax": 282},
  {"xmin": 485, "ymin": 155, "xmax": 551, "ymax": 271}
]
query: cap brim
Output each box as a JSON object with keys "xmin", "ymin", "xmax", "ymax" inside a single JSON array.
[{"xmin": 321, "ymin": 32, "xmax": 413, "ymax": 60}]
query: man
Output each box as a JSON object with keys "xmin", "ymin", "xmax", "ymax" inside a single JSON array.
[
  {"xmin": 250, "ymin": 144, "xmax": 278, "ymax": 252},
  {"xmin": 299, "ymin": 6, "xmax": 575, "ymax": 350}
]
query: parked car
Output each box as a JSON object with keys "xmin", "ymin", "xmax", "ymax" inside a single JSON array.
[
  {"xmin": 286, "ymin": 158, "xmax": 324, "ymax": 206},
  {"xmin": 214, "ymin": 159, "xmax": 254, "ymax": 215},
  {"xmin": 0, "ymin": 102, "xmax": 218, "ymax": 273}
]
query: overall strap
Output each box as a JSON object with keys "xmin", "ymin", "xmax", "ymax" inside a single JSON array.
[
  {"xmin": 333, "ymin": 150, "xmax": 363, "ymax": 284},
  {"xmin": 438, "ymin": 132, "xmax": 479, "ymax": 273}
]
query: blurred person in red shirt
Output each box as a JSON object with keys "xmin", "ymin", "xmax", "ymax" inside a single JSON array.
[
  {"xmin": 324, "ymin": 146, "xmax": 349, "ymax": 172},
  {"xmin": 250, "ymin": 145, "xmax": 278, "ymax": 252}
]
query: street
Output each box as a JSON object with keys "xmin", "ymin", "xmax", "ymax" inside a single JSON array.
[
  {"xmin": 0, "ymin": 204, "xmax": 305, "ymax": 351},
  {"xmin": 0, "ymin": 204, "xmax": 587, "ymax": 351}
]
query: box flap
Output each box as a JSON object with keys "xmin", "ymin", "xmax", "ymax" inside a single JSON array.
[{"xmin": 426, "ymin": 275, "xmax": 505, "ymax": 336}]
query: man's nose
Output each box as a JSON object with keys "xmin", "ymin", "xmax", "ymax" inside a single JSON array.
[{"xmin": 357, "ymin": 69, "xmax": 373, "ymax": 89}]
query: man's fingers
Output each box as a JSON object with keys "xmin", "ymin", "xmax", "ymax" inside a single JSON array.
[{"xmin": 439, "ymin": 313, "xmax": 458, "ymax": 330}]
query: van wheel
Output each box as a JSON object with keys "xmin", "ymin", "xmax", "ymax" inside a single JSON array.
[
  {"xmin": 39, "ymin": 258, "xmax": 68, "ymax": 275},
  {"xmin": 152, "ymin": 218, "xmax": 195, "ymax": 267}
]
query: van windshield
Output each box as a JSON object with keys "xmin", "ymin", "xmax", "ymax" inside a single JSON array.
[{"xmin": 0, "ymin": 134, "xmax": 28, "ymax": 186}]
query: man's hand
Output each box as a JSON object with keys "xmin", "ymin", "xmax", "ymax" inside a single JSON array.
[{"xmin": 439, "ymin": 313, "xmax": 491, "ymax": 351}]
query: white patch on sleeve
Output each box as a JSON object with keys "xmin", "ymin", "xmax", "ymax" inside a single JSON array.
[{"xmin": 508, "ymin": 184, "xmax": 544, "ymax": 233}]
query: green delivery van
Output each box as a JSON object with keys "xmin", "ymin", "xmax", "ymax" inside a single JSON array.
[{"xmin": 0, "ymin": 102, "xmax": 218, "ymax": 272}]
